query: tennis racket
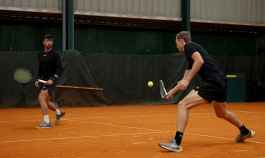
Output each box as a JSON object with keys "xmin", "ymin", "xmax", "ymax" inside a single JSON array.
[
  {"xmin": 159, "ymin": 80, "xmax": 171, "ymax": 99},
  {"xmin": 14, "ymin": 68, "xmax": 46, "ymax": 84}
]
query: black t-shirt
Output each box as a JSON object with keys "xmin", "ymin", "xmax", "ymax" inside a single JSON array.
[
  {"xmin": 184, "ymin": 42, "xmax": 225, "ymax": 81},
  {"xmin": 37, "ymin": 49, "xmax": 62, "ymax": 79}
]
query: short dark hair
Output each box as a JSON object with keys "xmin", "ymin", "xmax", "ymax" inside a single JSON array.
[
  {"xmin": 176, "ymin": 31, "xmax": 191, "ymax": 43},
  {"xmin": 43, "ymin": 34, "xmax": 53, "ymax": 41}
]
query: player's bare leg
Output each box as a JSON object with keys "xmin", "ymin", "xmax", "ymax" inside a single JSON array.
[
  {"xmin": 177, "ymin": 90, "xmax": 208, "ymax": 132},
  {"xmin": 212, "ymin": 100, "xmax": 255, "ymax": 142},
  {"xmin": 39, "ymin": 90, "xmax": 50, "ymax": 116},
  {"xmin": 158, "ymin": 90, "xmax": 208, "ymax": 152},
  {"xmin": 46, "ymin": 94, "xmax": 65, "ymax": 125},
  {"xmin": 36, "ymin": 90, "xmax": 52, "ymax": 128},
  {"xmin": 46, "ymin": 95, "xmax": 57, "ymax": 112},
  {"xmin": 212, "ymin": 101, "xmax": 242, "ymax": 127}
]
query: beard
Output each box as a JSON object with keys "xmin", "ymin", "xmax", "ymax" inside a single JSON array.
[{"xmin": 45, "ymin": 45, "xmax": 52, "ymax": 49}]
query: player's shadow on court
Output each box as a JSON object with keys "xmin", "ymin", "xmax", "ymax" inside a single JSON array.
[
  {"xmin": 13, "ymin": 127, "xmax": 38, "ymax": 130},
  {"xmin": 12, "ymin": 123, "xmax": 48, "ymax": 130}
]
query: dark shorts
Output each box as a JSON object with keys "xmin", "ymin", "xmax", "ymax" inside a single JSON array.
[
  {"xmin": 195, "ymin": 77, "xmax": 228, "ymax": 103},
  {"xmin": 41, "ymin": 76, "xmax": 58, "ymax": 96}
]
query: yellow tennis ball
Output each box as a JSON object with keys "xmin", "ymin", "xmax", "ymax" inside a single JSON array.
[{"xmin": 148, "ymin": 81, "xmax": 153, "ymax": 87}]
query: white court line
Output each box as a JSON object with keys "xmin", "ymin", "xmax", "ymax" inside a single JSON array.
[
  {"xmin": 0, "ymin": 112, "xmax": 213, "ymax": 123},
  {"xmin": 1, "ymin": 112, "xmax": 264, "ymax": 145},
  {"xmin": 185, "ymin": 133, "xmax": 265, "ymax": 145},
  {"xmin": 1, "ymin": 119, "xmax": 265, "ymax": 145},
  {"xmin": 66, "ymin": 119, "xmax": 162, "ymax": 132},
  {"xmin": 0, "ymin": 111, "xmax": 172, "ymax": 119},
  {"xmin": 2, "ymin": 135, "xmax": 97, "ymax": 143},
  {"xmin": 0, "ymin": 109, "xmax": 261, "ymax": 120},
  {"xmin": 67, "ymin": 119, "xmax": 265, "ymax": 145},
  {"xmin": 2, "ymin": 131, "xmax": 171, "ymax": 143},
  {"xmin": 0, "ymin": 119, "xmax": 40, "ymax": 123},
  {"xmin": 0, "ymin": 114, "xmax": 173, "ymax": 123},
  {"xmin": 2, "ymin": 130, "xmax": 265, "ymax": 145}
]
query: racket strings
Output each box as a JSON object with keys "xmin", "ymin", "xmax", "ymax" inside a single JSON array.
[{"xmin": 14, "ymin": 69, "xmax": 32, "ymax": 83}]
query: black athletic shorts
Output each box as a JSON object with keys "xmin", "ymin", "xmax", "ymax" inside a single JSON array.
[
  {"xmin": 195, "ymin": 77, "xmax": 228, "ymax": 103},
  {"xmin": 41, "ymin": 76, "xmax": 58, "ymax": 95}
]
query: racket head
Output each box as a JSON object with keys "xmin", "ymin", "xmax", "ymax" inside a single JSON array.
[
  {"xmin": 159, "ymin": 80, "xmax": 167, "ymax": 98},
  {"xmin": 14, "ymin": 68, "xmax": 33, "ymax": 83}
]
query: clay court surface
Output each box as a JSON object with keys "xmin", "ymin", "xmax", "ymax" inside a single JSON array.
[{"xmin": 0, "ymin": 102, "xmax": 264, "ymax": 158}]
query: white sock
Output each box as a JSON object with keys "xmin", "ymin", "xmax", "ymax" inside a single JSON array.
[
  {"xmin": 55, "ymin": 109, "xmax": 61, "ymax": 115},
  {"xmin": 44, "ymin": 115, "xmax": 49, "ymax": 123}
]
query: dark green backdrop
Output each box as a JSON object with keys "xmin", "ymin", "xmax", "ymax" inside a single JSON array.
[
  {"xmin": 0, "ymin": 20, "xmax": 262, "ymax": 56},
  {"xmin": 0, "ymin": 20, "xmax": 264, "ymax": 107}
]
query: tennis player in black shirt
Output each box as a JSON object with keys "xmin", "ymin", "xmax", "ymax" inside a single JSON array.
[
  {"xmin": 158, "ymin": 31, "xmax": 255, "ymax": 152},
  {"xmin": 35, "ymin": 34, "xmax": 65, "ymax": 129}
]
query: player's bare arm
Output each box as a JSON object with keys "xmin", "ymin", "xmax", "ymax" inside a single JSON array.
[
  {"xmin": 177, "ymin": 69, "xmax": 191, "ymax": 88},
  {"xmin": 182, "ymin": 70, "xmax": 190, "ymax": 81},
  {"xmin": 166, "ymin": 52, "xmax": 204, "ymax": 100},
  {"xmin": 166, "ymin": 84, "xmax": 181, "ymax": 100},
  {"xmin": 165, "ymin": 70, "xmax": 191, "ymax": 99}
]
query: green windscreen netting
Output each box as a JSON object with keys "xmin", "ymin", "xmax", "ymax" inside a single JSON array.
[
  {"xmin": 0, "ymin": 51, "xmax": 264, "ymax": 108},
  {"xmin": 0, "ymin": 51, "xmax": 202, "ymax": 108}
]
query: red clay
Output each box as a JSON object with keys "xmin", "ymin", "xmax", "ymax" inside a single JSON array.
[{"xmin": 0, "ymin": 102, "xmax": 264, "ymax": 157}]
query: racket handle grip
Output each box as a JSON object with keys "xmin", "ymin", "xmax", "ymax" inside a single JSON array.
[
  {"xmin": 165, "ymin": 92, "xmax": 171, "ymax": 100},
  {"xmin": 38, "ymin": 79, "xmax": 47, "ymax": 84}
]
